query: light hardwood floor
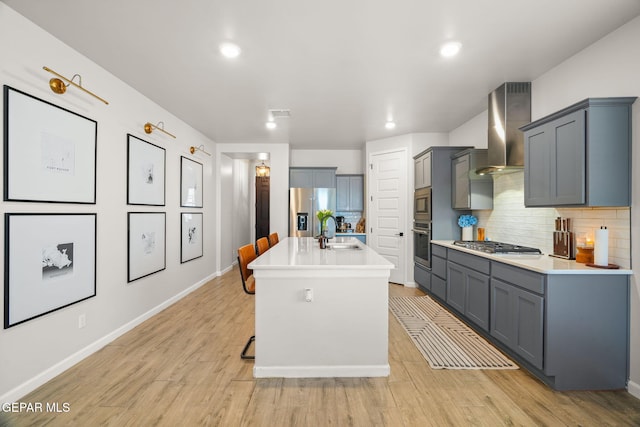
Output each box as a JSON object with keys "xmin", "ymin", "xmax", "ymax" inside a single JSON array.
[{"xmin": 4, "ymin": 267, "xmax": 640, "ymax": 426}]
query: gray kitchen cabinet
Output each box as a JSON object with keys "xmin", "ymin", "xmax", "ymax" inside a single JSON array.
[
  {"xmin": 451, "ymin": 149, "xmax": 493, "ymax": 210},
  {"xmin": 434, "ymin": 243, "xmax": 629, "ymax": 390},
  {"xmin": 446, "ymin": 249, "xmax": 490, "ymax": 331},
  {"xmin": 289, "ymin": 167, "xmax": 337, "ymax": 188},
  {"xmin": 491, "ymin": 278, "xmax": 543, "ymax": 369},
  {"xmin": 430, "ymin": 246, "xmax": 447, "ymax": 300},
  {"xmin": 414, "ymin": 151, "xmax": 432, "ymax": 189},
  {"xmin": 412, "ymin": 147, "xmax": 471, "ymax": 296},
  {"xmin": 336, "ymin": 175, "xmax": 363, "ymax": 212},
  {"xmin": 522, "ymin": 97, "xmax": 636, "ymax": 207}
]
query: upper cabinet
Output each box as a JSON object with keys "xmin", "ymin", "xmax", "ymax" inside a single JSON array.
[
  {"xmin": 451, "ymin": 149, "xmax": 493, "ymax": 210},
  {"xmin": 336, "ymin": 174, "xmax": 364, "ymax": 212},
  {"xmin": 521, "ymin": 97, "xmax": 636, "ymax": 207},
  {"xmin": 414, "ymin": 151, "xmax": 432, "ymax": 189},
  {"xmin": 289, "ymin": 167, "xmax": 337, "ymax": 188}
]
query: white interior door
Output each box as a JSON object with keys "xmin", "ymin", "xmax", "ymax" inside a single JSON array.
[{"xmin": 368, "ymin": 149, "xmax": 407, "ymax": 284}]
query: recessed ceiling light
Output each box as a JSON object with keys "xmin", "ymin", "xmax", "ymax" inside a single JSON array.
[
  {"xmin": 266, "ymin": 121, "xmax": 277, "ymax": 130},
  {"xmin": 219, "ymin": 42, "xmax": 241, "ymax": 59},
  {"xmin": 440, "ymin": 41, "xmax": 462, "ymax": 58},
  {"xmin": 385, "ymin": 121, "xmax": 396, "ymax": 130}
]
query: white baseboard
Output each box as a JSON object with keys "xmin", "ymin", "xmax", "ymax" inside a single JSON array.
[
  {"xmin": 0, "ymin": 273, "xmax": 217, "ymax": 404},
  {"xmin": 220, "ymin": 263, "xmax": 235, "ymax": 275},
  {"xmin": 628, "ymin": 380, "xmax": 640, "ymax": 399},
  {"xmin": 403, "ymin": 281, "xmax": 418, "ymax": 288}
]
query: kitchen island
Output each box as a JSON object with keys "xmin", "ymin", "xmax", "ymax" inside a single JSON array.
[{"xmin": 248, "ymin": 237, "xmax": 393, "ymax": 378}]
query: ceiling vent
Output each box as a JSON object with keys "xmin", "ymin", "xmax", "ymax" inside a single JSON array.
[{"xmin": 269, "ymin": 109, "xmax": 291, "ymax": 119}]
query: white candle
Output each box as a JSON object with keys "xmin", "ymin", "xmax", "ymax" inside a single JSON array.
[{"xmin": 594, "ymin": 226, "xmax": 609, "ymax": 266}]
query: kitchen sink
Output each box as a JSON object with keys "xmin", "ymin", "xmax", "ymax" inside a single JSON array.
[{"xmin": 326, "ymin": 243, "xmax": 361, "ymax": 250}]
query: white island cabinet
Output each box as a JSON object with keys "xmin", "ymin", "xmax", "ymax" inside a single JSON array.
[{"xmin": 248, "ymin": 237, "xmax": 393, "ymax": 378}]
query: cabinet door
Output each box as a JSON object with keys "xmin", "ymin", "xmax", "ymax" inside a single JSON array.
[
  {"xmin": 349, "ymin": 175, "xmax": 364, "ymax": 211},
  {"xmin": 336, "ymin": 176, "xmax": 350, "ymax": 211},
  {"xmin": 290, "ymin": 168, "xmax": 313, "ymax": 188},
  {"xmin": 550, "ymin": 110, "xmax": 586, "ymax": 205},
  {"xmin": 491, "ymin": 278, "xmax": 544, "ymax": 369},
  {"xmin": 513, "ymin": 287, "xmax": 544, "ymax": 369},
  {"xmin": 525, "ymin": 109, "xmax": 586, "ymax": 207},
  {"xmin": 446, "ymin": 262, "xmax": 466, "ymax": 314},
  {"xmin": 313, "ymin": 169, "xmax": 336, "ymax": 188},
  {"xmin": 466, "ymin": 271, "xmax": 490, "ymax": 331},
  {"xmin": 491, "ymin": 279, "xmax": 515, "ymax": 346},
  {"xmin": 452, "ymin": 155, "xmax": 470, "ymax": 209},
  {"xmin": 415, "ymin": 158, "xmax": 425, "ymax": 189},
  {"xmin": 524, "ymin": 126, "xmax": 552, "ymax": 206},
  {"xmin": 422, "ymin": 152, "xmax": 432, "ymax": 187}
]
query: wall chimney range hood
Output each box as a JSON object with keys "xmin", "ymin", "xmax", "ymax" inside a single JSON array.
[{"xmin": 477, "ymin": 82, "xmax": 531, "ymax": 175}]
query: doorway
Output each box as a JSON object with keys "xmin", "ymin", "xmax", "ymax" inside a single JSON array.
[{"xmin": 255, "ymin": 176, "xmax": 270, "ymax": 239}]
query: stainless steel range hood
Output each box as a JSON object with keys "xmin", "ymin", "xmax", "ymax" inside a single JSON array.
[{"xmin": 477, "ymin": 82, "xmax": 531, "ymax": 175}]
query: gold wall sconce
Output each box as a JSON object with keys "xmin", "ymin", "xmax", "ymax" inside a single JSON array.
[
  {"xmin": 189, "ymin": 145, "xmax": 211, "ymax": 156},
  {"xmin": 144, "ymin": 121, "xmax": 176, "ymax": 138},
  {"xmin": 43, "ymin": 66, "xmax": 109, "ymax": 105}
]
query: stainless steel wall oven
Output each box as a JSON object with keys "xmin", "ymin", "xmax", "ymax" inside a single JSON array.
[{"xmin": 413, "ymin": 222, "xmax": 431, "ymax": 268}]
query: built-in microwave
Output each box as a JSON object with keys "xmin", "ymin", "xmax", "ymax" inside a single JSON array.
[{"xmin": 414, "ymin": 187, "xmax": 431, "ymax": 222}]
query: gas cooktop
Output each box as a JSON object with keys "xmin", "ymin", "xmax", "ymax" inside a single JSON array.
[{"xmin": 453, "ymin": 240, "xmax": 542, "ymax": 254}]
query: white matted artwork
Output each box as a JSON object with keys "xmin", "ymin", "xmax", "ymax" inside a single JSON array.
[
  {"xmin": 4, "ymin": 213, "xmax": 97, "ymax": 328},
  {"xmin": 127, "ymin": 212, "xmax": 166, "ymax": 282},
  {"xmin": 180, "ymin": 156, "xmax": 203, "ymax": 208},
  {"xmin": 181, "ymin": 212, "xmax": 203, "ymax": 263},
  {"xmin": 3, "ymin": 85, "xmax": 97, "ymax": 204},
  {"xmin": 127, "ymin": 134, "xmax": 166, "ymax": 206}
]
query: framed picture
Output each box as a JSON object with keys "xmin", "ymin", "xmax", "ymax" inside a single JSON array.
[
  {"xmin": 3, "ymin": 85, "xmax": 97, "ymax": 204},
  {"xmin": 181, "ymin": 212, "xmax": 203, "ymax": 263},
  {"xmin": 127, "ymin": 134, "xmax": 166, "ymax": 206},
  {"xmin": 127, "ymin": 212, "xmax": 166, "ymax": 283},
  {"xmin": 4, "ymin": 213, "xmax": 97, "ymax": 328},
  {"xmin": 180, "ymin": 156, "xmax": 203, "ymax": 208}
]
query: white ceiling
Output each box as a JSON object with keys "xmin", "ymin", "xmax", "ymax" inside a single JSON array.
[{"xmin": 4, "ymin": 0, "xmax": 640, "ymax": 149}]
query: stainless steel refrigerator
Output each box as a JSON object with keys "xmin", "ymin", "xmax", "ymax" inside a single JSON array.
[{"xmin": 289, "ymin": 187, "xmax": 336, "ymax": 237}]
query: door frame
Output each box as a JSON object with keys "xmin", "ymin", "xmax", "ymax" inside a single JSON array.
[{"xmin": 368, "ymin": 147, "xmax": 409, "ymax": 286}]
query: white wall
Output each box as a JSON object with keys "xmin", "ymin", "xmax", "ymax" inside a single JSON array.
[
  {"xmin": 450, "ymin": 15, "xmax": 640, "ymax": 398},
  {"xmin": 448, "ymin": 111, "xmax": 488, "ymax": 149},
  {"xmin": 216, "ymin": 143, "xmax": 289, "ymax": 273},
  {"xmin": 290, "ymin": 149, "xmax": 364, "ymax": 174},
  {"xmin": 0, "ymin": 4, "xmax": 217, "ymax": 401}
]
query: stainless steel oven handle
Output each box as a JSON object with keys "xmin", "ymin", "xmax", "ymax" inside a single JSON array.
[{"xmin": 411, "ymin": 229, "xmax": 430, "ymax": 235}]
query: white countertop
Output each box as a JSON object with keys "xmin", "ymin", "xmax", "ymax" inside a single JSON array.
[
  {"xmin": 432, "ymin": 240, "xmax": 632, "ymax": 275},
  {"xmin": 249, "ymin": 237, "xmax": 393, "ymax": 270}
]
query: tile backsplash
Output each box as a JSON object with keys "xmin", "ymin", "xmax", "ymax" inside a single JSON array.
[{"xmin": 473, "ymin": 171, "xmax": 631, "ymax": 268}]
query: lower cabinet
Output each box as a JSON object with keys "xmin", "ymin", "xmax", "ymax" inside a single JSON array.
[
  {"xmin": 491, "ymin": 278, "xmax": 544, "ymax": 369},
  {"xmin": 414, "ymin": 264, "xmax": 430, "ymax": 291},
  {"xmin": 446, "ymin": 257, "xmax": 490, "ymax": 331},
  {"xmin": 430, "ymin": 248, "xmax": 447, "ymax": 301},
  {"xmin": 430, "ymin": 243, "xmax": 629, "ymax": 390}
]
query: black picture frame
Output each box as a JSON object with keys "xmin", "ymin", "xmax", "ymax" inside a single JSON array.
[
  {"xmin": 127, "ymin": 212, "xmax": 166, "ymax": 282},
  {"xmin": 181, "ymin": 212, "xmax": 203, "ymax": 263},
  {"xmin": 4, "ymin": 213, "xmax": 97, "ymax": 328},
  {"xmin": 3, "ymin": 85, "xmax": 97, "ymax": 204},
  {"xmin": 127, "ymin": 134, "xmax": 166, "ymax": 206},
  {"xmin": 180, "ymin": 156, "xmax": 203, "ymax": 208}
]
